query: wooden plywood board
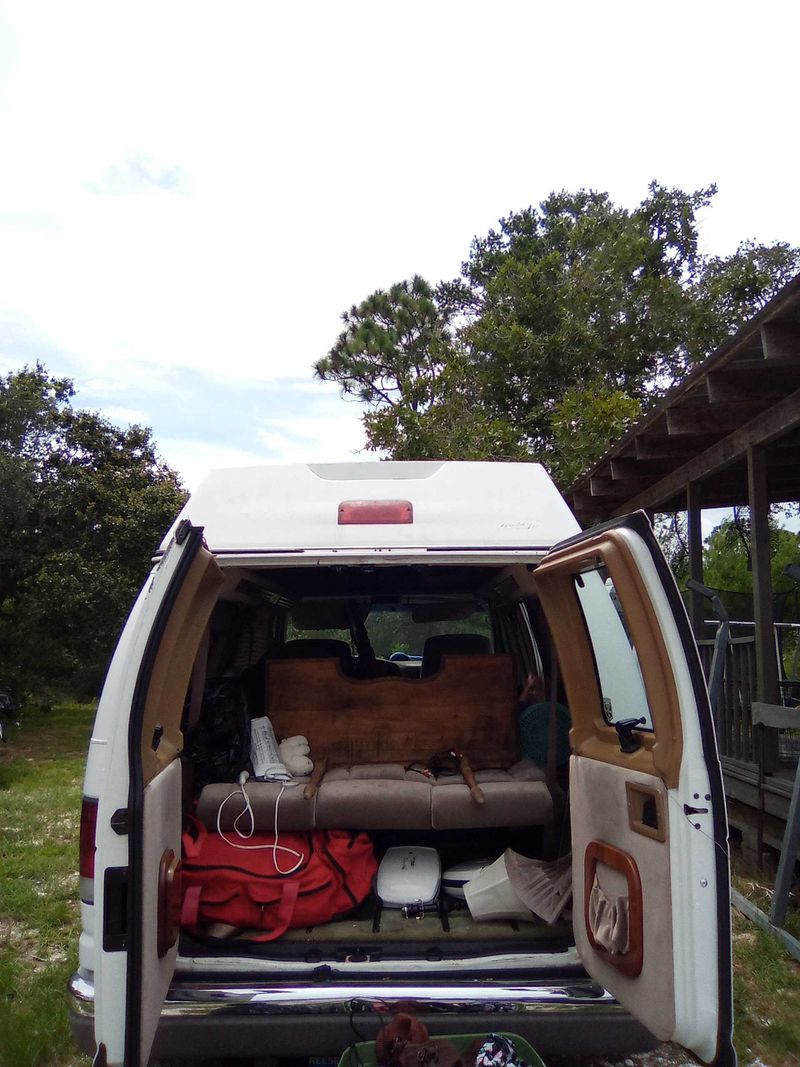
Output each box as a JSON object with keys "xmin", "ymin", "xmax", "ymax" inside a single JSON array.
[{"xmin": 266, "ymin": 654, "xmax": 518, "ymax": 769}]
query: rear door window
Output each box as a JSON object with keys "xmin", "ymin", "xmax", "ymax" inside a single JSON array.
[{"xmin": 574, "ymin": 568, "xmax": 653, "ymax": 729}]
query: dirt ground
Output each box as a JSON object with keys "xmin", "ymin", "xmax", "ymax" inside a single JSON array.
[{"xmin": 546, "ymin": 1043, "xmax": 699, "ymax": 1067}]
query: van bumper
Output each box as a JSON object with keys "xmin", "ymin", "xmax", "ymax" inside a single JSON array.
[{"xmin": 69, "ymin": 972, "xmax": 659, "ymax": 1058}]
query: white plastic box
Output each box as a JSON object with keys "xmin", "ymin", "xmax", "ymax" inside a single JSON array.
[{"xmin": 376, "ymin": 846, "xmax": 441, "ymax": 909}]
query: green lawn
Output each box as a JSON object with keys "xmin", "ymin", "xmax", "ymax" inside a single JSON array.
[
  {"xmin": 1, "ymin": 704, "xmax": 798, "ymax": 1067},
  {"xmin": 0, "ymin": 702, "xmax": 95, "ymax": 1067},
  {"xmin": 731, "ymin": 867, "xmax": 800, "ymax": 1067}
]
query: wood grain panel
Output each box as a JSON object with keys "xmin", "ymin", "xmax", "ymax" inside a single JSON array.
[{"xmin": 266, "ymin": 654, "xmax": 517, "ymax": 769}]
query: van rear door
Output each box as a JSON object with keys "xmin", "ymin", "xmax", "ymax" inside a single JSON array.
[
  {"xmin": 534, "ymin": 512, "xmax": 735, "ymax": 1067},
  {"xmin": 92, "ymin": 523, "xmax": 223, "ymax": 1066}
]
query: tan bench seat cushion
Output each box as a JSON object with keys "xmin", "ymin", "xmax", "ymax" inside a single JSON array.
[
  {"xmin": 430, "ymin": 759, "xmax": 552, "ymax": 829},
  {"xmin": 196, "ymin": 759, "xmax": 552, "ymax": 833},
  {"xmin": 316, "ymin": 773, "xmax": 432, "ymax": 829},
  {"xmin": 196, "ymin": 781, "xmax": 316, "ymax": 832}
]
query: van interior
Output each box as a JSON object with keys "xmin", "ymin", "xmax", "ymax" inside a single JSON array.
[{"xmin": 169, "ymin": 556, "xmax": 577, "ymax": 972}]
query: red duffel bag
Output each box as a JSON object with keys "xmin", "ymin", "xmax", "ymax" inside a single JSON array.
[{"xmin": 180, "ymin": 818, "xmax": 377, "ymax": 941}]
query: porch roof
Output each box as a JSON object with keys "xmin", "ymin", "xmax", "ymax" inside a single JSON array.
[{"xmin": 564, "ymin": 274, "xmax": 800, "ymax": 525}]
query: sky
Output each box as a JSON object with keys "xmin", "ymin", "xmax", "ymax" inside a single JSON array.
[{"xmin": 0, "ymin": 0, "xmax": 799, "ymax": 498}]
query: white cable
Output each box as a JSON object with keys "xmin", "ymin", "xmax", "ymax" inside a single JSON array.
[{"xmin": 215, "ymin": 778, "xmax": 305, "ymax": 875}]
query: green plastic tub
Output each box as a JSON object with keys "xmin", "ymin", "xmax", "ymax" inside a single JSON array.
[{"xmin": 337, "ymin": 1031, "xmax": 545, "ymax": 1067}]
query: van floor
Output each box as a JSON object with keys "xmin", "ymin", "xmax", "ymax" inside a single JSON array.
[
  {"xmin": 280, "ymin": 906, "xmax": 572, "ymax": 943},
  {"xmin": 185, "ymin": 900, "xmax": 573, "ymax": 951}
]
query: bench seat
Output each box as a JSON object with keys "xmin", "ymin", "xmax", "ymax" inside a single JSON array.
[{"xmin": 195, "ymin": 759, "xmax": 552, "ymax": 833}]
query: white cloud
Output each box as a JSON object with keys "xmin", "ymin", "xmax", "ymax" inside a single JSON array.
[
  {"xmin": 89, "ymin": 156, "xmax": 185, "ymax": 197},
  {"xmin": 155, "ymin": 439, "xmax": 274, "ymax": 494},
  {"xmin": 83, "ymin": 377, "xmax": 135, "ymax": 395},
  {"xmin": 101, "ymin": 405, "xmax": 148, "ymax": 425},
  {"xmin": 0, "ymin": 0, "xmax": 798, "ymax": 473},
  {"xmin": 256, "ymin": 412, "xmax": 369, "ymax": 464},
  {"xmin": 158, "ymin": 408, "xmax": 370, "ymax": 492}
]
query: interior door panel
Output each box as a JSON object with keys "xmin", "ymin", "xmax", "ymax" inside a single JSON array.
[
  {"xmin": 572, "ymin": 757, "xmax": 674, "ymax": 1037},
  {"xmin": 138, "ymin": 760, "xmax": 182, "ymax": 1064},
  {"xmin": 94, "ymin": 532, "xmax": 223, "ymax": 1066},
  {"xmin": 534, "ymin": 515, "xmax": 734, "ymax": 1066}
]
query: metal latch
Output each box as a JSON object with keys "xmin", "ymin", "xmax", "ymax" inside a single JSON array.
[{"xmin": 401, "ymin": 900, "xmax": 426, "ymax": 920}]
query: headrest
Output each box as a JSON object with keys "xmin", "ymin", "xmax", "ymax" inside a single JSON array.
[
  {"xmin": 278, "ymin": 639, "xmax": 352, "ymax": 664},
  {"xmin": 420, "ymin": 633, "xmax": 492, "ymax": 677}
]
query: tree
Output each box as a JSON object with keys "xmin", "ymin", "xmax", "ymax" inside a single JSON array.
[
  {"xmin": 655, "ymin": 506, "xmax": 800, "ymax": 591},
  {"xmin": 702, "ymin": 509, "xmax": 800, "ymax": 599},
  {"xmin": 0, "ymin": 364, "xmax": 187, "ymax": 701},
  {"xmin": 317, "ymin": 184, "xmax": 800, "ymax": 485},
  {"xmin": 654, "ymin": 512, "xmax": 690, "ymax": 587}
]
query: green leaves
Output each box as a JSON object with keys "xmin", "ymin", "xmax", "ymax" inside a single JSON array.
[
  {"xmin": 320, "ymin": 184, "xmax": 798, "ymax": 486},
  {"xmin": 0, "ymin": 365, "xmax": 187, "ymax": 700},
  {"xmin": 550, "ymin": 385, "xmax": 641, "ymax": 488},
  {"xmin": 316, "ymin": 274, "xmax": 450, "ymax": 411}
]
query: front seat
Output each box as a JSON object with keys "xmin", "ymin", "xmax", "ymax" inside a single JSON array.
[
  {"xmin": 420, "ymin": 633, "xmax": 491, "ymax": 677},
  {"xmin": 277, "ymin": 638, "xmax": 353, "ymax": 672}
]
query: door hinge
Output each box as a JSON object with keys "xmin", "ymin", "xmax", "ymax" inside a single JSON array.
[
  {"xmin": 103, "ymin": 867, "xmax": 129, "ymax": 951},
  {"xmin": 175, "ymin": 518, "xmax": 192, "ymax": 544}
]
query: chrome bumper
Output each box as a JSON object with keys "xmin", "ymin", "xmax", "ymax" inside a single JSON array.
[
  {"xmin": 70, "ymin": 972, "xmax": 660, "ymax": 1058},
  {"xmin": 70, "ymin": 971, "xmax": 619, "ymax": 1019}
]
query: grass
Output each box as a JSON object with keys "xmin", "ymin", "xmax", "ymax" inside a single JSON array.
[
  {"xmin": 731, "ymin": 861, "xmax": 800, "ymax": 1067},
  {"xmin": 1, "ymin": 704, "xmax": 798, "ymax": 1066},
  {"xmin": 0, "ymin": 702, "xmax": 95, "ymax": 1067}
]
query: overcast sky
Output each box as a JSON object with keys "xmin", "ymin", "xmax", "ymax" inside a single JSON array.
[{"xmin": 1, "ymin": 1, "xmax": 798, "ymax": 493}]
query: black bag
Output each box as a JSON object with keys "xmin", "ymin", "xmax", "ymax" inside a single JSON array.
[{"xmin": 184, "ymin": 678, "xmax": 251, "ymax": 789}]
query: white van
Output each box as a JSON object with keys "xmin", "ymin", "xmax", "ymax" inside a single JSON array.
[{"xmin": 69, "ymin": 461, "xmax": 735, "ymax": 1066}]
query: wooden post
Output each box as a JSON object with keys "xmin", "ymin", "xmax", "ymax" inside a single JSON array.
[
  {"xmin": 687, "ymin": 482, "xmax": 704, "ymax": 638},
  {"xmin": 748, "ymin": 445, "xmax": 779, "ymax": 775}
]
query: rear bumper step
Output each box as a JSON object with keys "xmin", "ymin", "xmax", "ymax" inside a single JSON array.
[{"xmin": 69, "ymin": 972, "xmax": 660, "ymax": 1057}]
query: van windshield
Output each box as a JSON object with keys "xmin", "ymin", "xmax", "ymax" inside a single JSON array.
[{"xmin": 286, "ymin": 602, "xmax": 492, "ymax": 660}]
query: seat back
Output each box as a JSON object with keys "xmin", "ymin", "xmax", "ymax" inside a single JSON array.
[
  {"xmin": 420, "ymin": 632, "xmax": 491, "ymax": 677},
  {"xmin": 278, "ymin": 638, "xmax": 352, "ymax": 669}
]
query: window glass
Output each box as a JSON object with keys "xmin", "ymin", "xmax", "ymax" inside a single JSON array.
[
  {"xmin": 574, "ymin": 568, "xmax": 653, "ymax": 729},
  {"xmin": 286, "ymin": 603, "xmax": 492, "ymax": 661},
  {"xmin": 366, "ymin": 606, "xmax": 492, "ymax": 660},
  {"xmin": 285, "ymin": 621, "xmax": 350, "ymax": 645}
]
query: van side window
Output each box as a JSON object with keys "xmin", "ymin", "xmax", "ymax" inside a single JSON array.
[
  {"xmin": 573, "ymin": 568, "xmax": 653, "ymax": 730},
  {"xmin": 495, "ymin": 602, "xmax": 543, "ymax": 689}
]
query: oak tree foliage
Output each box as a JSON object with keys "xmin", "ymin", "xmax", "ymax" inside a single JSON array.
[
  {"xmin": 0, "ymin": 364, "xmax": 187, "ymax": 701},
  {"xmin": 316, "ymin": 184, "xmax": 799, "ymax": 485}
]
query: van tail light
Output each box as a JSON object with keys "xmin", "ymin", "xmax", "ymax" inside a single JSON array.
[
  {"xmin": 79, "ymin": 796, "xmax": 98, "ymax": 904},
  {"xmin": 338, "ymin": 500, "xmax": 413, "ymax": 525}
]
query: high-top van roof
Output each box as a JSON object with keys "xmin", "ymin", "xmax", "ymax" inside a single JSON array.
[{"xmin": 163, "ymin": 460, "xmax": 580, "ymax": 554}]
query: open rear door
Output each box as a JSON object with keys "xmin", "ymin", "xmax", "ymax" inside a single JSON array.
[
  {"xmin": 534, "ymin": 512, "xmax": 735, "ymax": 1066},
  {"xmin": 93, "ymin": 522, "xmax": 223, "ymax": 1066}
]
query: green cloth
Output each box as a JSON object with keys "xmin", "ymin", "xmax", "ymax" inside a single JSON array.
[{"xmin": 519, "ymin": 701, "xmax": 571, "ymax": 767}]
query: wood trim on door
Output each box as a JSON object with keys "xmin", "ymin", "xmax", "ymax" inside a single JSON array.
[{"xmin": 584, "ymin": 839, "xmax": 644, "ymax": 978}]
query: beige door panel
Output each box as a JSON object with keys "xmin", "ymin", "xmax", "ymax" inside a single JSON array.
[
  {"xmin": 140, "ymin": 546, "xmax": 224, "ymax": 784},
  {"xmin": 571, "ymin": 756, "xmax": 675, "ymax": 1042}
]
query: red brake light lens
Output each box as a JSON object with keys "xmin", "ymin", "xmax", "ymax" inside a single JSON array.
[
  {"xmin": 79, "ymin": 796, "xmax": 98, "ymax": 882},
  {"xmin": 338, "ymin": 500, "xmax": 413, "ymax": 525}
]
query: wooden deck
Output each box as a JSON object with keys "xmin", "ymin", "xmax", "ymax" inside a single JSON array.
[{"xmin": 698, "ymin": 633, "xmax": 800, "ymax": 854}]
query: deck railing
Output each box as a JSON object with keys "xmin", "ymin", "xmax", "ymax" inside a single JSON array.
[
  {"xmin": 697, "ymin": 633, "xmax": 757, "ymax": 763},
  {"xmin": 697, "ymin": 622, "xmax": 800, "ymax": 769}
]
